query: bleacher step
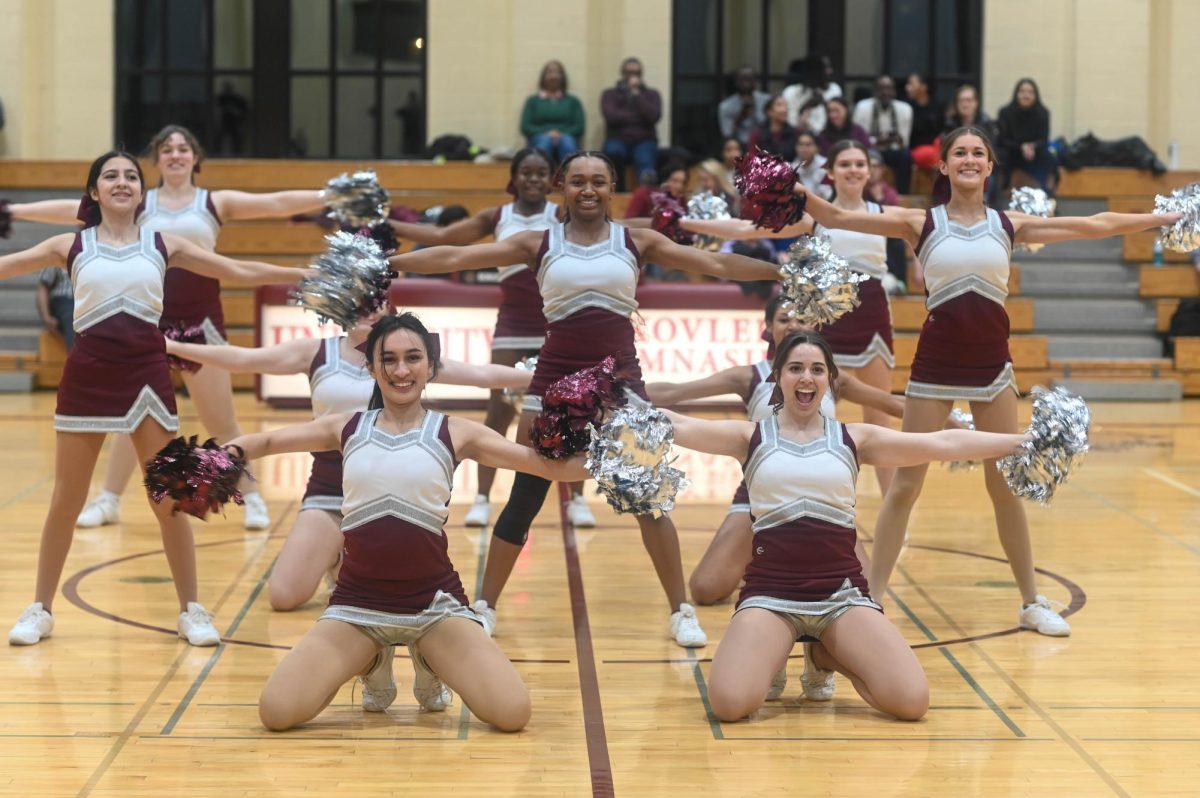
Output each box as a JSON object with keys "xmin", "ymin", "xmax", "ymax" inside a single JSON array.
[
  {"xmin": 1047, "ymin": 336, "xmax": 1165, "ymax": 359},
  {"xmin": 1033, "ymin": 298, "xmax": 1156, "ymax": 333},
  {"xmin": 1052, "ymin": 378, "xmax": 1182, "ymax": 401}
]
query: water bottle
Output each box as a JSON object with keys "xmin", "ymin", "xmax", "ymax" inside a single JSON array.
[{"xmin": 1152, "ymin": 238, "xmax": 1165, "ymax": 267}]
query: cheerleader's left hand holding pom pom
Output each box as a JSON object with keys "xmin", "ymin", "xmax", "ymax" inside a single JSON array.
[
  {"xmin": 144, "ymin": 437, "xmax": 248, "ymax": 520},
  {"xmin": 734, "ymin": 147, "xmax": 807, "ymax": 232},
  {"xmin": 529, "ymin": 356, "xmax": 630, "ymax": 460},
  {"xmin": 996, "ymin": 386, "xmax": 1091, "ymax": 505},
  {"xmin": 161, "ymin": 322, "xmax": 206, "ymax": 373},
  {"xmin": 586, "ymin": 394, "xmax": 689, "ymax": 517},
  {"xmin": 290, "ymin": 231, "xmax": 396, "ymax": 330}
]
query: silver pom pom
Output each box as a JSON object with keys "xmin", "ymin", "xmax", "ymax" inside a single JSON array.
[
  {"xmin": 1155, "ymin": 182, "xmax": 1200, "ymax": 253},
  {"xmin": 290, "ymin": 232, "xmax": 395, "ymax": 329},
  {"xmin": 1009, "ymin": 187, "xmax": 1056, "ymax": 253},
  {"xmin": 944, "ymin": 408, "xmax": 979, "ymax": 472},
  {"xmin": 324, "ymin": 170, "xmax": 390, "ymax": 228},
  {"xmin": 586, "ymin": 394, "xmax": 690, "ymax": 517},
  {"xmin": 996, "ymin": 386, "xmax": 1091, "ymax": 505},
  {"xmin": 686, "ymin": 191, "xmax": 731, "ymax": 251},
  {"xmin": 779, "ymin": 234, "xmax": 869, "ymax": 327},
  {"xmin": 503, "ymin": 356, "xmax": 538, "ymax": 408}
]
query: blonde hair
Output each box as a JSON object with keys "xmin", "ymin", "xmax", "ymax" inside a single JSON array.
[{"xmin": 693, "ymin": 159, "xmax": 736, "ymax": 198}]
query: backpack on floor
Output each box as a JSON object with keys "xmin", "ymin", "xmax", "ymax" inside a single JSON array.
[{"xmin": 1165, "ymin": 298, "xmax": 1200, "ymax": 357}]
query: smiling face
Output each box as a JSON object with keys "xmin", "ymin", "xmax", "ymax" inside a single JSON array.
[
  {"xmin": 513, "ymin": 152, "xmax": 551, "ymax": 204},
  {"xmin": 369, "ymin": 328, "xmax": 432, "ymax": 406},
  {"xmin": 662, "ymin": 168, "xmax": 687, "ymax": 198},
  {"xmin": 826, "ymin": 99, "xmax": 848, "ymax": 128},
  {"xmin": 939, "ymin": 132, "xmax": 994, "ymax": 191},
  {"xmin": 91, "ymin": 156, "xmax": 143, "ymax": 214},
  {"xmin": 830, "ymin": 145, "xmax": 869, "ymax": 195},
  {"xmin": 155, "ymin": 132, "xmax": 198, "ymax": 185},
  {"xmin": 955, "ymin": 86, "xmax": 979, "ymax": 122},
  {"xmin": 560, "ymin": 155, "xmax": 613, "ymax": 221},
  {"xmin": 777, "ymin": 342, "xmax": 832, "ymax": 416}
]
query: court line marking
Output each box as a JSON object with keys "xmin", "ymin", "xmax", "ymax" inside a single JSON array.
[
  {"xmin": 896, "ymin": 564, "xmax": 1131, "ymax": 798},
  {"xmin": 1083, "ymin": 738, "xmax": 1200, "ymax": 742},
  {"xmin": 1069, "ymin": 482, "xmax": 1200, "ymax": 557},
  {"xmin": 0, "ymin": 474, "xmax": 49, "ymax": 511},
  {"xmin": 684, "ymin": 647, "xmax": 724, "ymax": 740},
  {"xmin": 1143, "ymin": 467, "xmax": 1200, "ymax": 499},
  {"xmin": 886, "ymin": 589, "xmax": 1025, "ymax": 738},
  {"xmin": 1049, "ymin": 705, "xmax": 1200, "ymax": 711},
  {"xmin": 457, "ymin": 523, "xmax": 492, "ymax": 741},
  {"xmin": 139, "ymin": 734, "xmax": 470, "ymax": 742},
  {"xmin": 720, "ymin": 736, "xmax": 1055, "ymax": 742},
  {"xmin": 556, "ymin": 483, "xmax": 614, "ymax": 798}
]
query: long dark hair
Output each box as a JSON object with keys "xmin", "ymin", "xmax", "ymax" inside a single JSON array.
[
  {"xmin": 78, "ymin": 150, "xmax": 146, "ymax": 228},
  {"xmin": 769, "ymin": 330, "xmax": 839, "ymax": 413},
  {"xmin": 1008, "ymin": 78, "xmax": 1043, "ymax": 110},
  {"xmin": 363, "ymin": 312, "xmax": 440, "ymax": 410},
  {"xmin": 538, "ymin": 59, "xmax": 569, "ymax": 92},
  {"xmin": 822, "ymin": 97, "xmax": 852, "ymax": 134}
]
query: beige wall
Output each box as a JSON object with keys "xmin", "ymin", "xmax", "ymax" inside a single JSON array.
[
  {"xmin": 0, "ymin": 0, "xmax": 115, "ymax": 158},
  {"xmin": 427, "ymin": 0, "xmax": 672, "ymax": 152},
  {"xmin": 983, "ymin": 0, "xmax": 1200, "ymax": 168}
]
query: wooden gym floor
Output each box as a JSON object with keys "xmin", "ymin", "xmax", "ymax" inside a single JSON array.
[{"xmin": 1, "ymin": 392, "xmax": 1197, "ymax": 797}]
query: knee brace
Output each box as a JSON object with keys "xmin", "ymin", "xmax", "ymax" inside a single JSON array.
[{"xmin": 491, "ymin": 472, "xmax": 552, "ymax": 545}]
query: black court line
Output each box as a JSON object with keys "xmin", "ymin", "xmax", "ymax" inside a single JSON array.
[
  {"xmin": 684, "ymin": 648, "xmax": 724, "ymax": 740},
  {"xmin": 896, "ymin": 563, "xmax": 1130, "ymax": 798},
  {"xmin": 556, "ymin": 482, "xmax": 614, "ymax": 798},
  {"xmin": 720, "ymin": 736, "xmax": 1055, "ymax": 742},
  {"xmin": 140, "ymin": 734, "xmax": 468, "ymax": 741},
  {"xmin": 1069, "ymin": 481, "xmax": 1200, "ymax": 558}
]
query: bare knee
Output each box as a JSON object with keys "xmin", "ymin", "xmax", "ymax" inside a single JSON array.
[
  {"xmin": 708, "ymin": 682, "xmax": 758, "ymax": 723},
  {"xmin": 267, "ymin": 577, "xmax": 311, "ymax": 612},
  {"xmin": 258, "ymin": 692, "xmax": 297, "ymax": 732},
  {"xmin": 884, "ymin": 473, "xmax": 925, "ymax": 506},
  {"xmin": 881, "ymin": 680, "xmax": 929, "ymax": 722},
  {"xmin": 478, "ymin": 688, "xmax": 532, "ymax": 733},
  {"xmin": 689, "ymin": 570, "xmax": 734, "ymax": 606}
]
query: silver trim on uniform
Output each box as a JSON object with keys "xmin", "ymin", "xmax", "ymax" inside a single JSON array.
[
  {"xmin": 300, "ymin": 495, "xmax": 344, "ymax": 514},
  {"xmin": 54, "ymin": 385, "xmax": 178, "ymax": 433},
  {"xmin": 905, "ymin": 361, "xmax": 1018, "ymax": 401},
  {"xmin": 831, "ymin": 333, "xmax": 896, "ymax": 369},
  {"xmin": 492, "ymin": 335, "xmax": 546, "ymax": 350}
]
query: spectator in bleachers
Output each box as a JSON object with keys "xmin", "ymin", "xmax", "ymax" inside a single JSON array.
[
  {"xmin": 791, "ymin": 130, "xmax": 831, "ymax": 201},
  {"xmin": 853, "ymin": 75, "xmax": 914, "ymax": 193},
  {"xmin": 37, "ymin": 267, "xmax": 74, "ymax": 350},
  {"xmin": 520, "ymin": 60, "xmax": 584, "ymax": 164},
  {"xmin": 693, "ymin": 158, "xmax": 739, "ymax": 213},
  {"xmin": 601, "ymin": 57, "xmax": 662, "ymax": 190},
  {"xmin": 720, "ymin": 136, "xmax": 744, "ymax": 189},
  {"xmin": 782, "ymin": 53, "xmax": 843, "ymax": 134},
  {"xmin": 718, "ymin": 65, "xmax": 770, "ymax": 147},
  {"xmin": 996, "ymin": 77, "xmax": 1058, "ymax": 195},
  {"xmin": 624, "ymin": 160, "xmax": 687, "ymax": 219},
  {"xmin": 863, "ymin": 150, "xmax": 910, "ymax": 292},
  {"xmin": 816, "ymin": 97, "xmax": 871, "ymax": 156},
  {"xmin": 944, "ymin": 84, "xmax": 1000, "ymax": 205},
  {"xmin": 746, "ymin": 95, "xmax": 798, "ymax": 159},
  {"xmin": 905, "ymin": 73, "xmax": 941, "ymax": 173}
]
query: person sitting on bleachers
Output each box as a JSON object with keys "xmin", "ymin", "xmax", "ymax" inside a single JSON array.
[
  {"xmin": 519, "ymin": 60, "xmax": 584, "ymax": 165},
  {"xmin": 718, "ymin": 65, "xmax": 770, "ymax": 148},
  {"xmin": 601, "ymin": 57, "xmax": 662, "ymax": 190},
  {"xmin": 816, "ymin": 97, "xmax": 871, "ymax": 157},
  {"xmin": 853, "ymin": 75, "xmax": 913, "ymax": 193},
  {"xmin": 996, "ymin": 77, "xmax": 1058, "ymax": 195},
  {"xmin": 747, "ymin": 95, "xmax": 798, "ymax": 159},
  {"xmin": 782, "ymin": 53, "xmax": 843, "ymax": 135}
]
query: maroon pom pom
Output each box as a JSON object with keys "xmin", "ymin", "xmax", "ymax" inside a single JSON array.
[
  {"xmin": 161, "ymin": 322, "xmax": 207, "ymax": 372},
  {"xmin": 734, "ymin": 147, "xmax": 807, "ymax": 232},
  {"xmin": 649, "ymin": 191, "xmax": 695, "ymax": 245},
  {"xmin": 144, "ymin": 436, "xmax": 248, "ymax": 520},
  {"xmin": 530, "ymin": 356, "xmax": 631, "ymax": 459}
]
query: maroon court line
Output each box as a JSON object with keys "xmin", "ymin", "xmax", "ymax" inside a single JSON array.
[
  {"xmin": 557, "ymin": 482, "xmax": 615, "ymax": 798},
  {"xmin": 60, "ymin": 533, "xmax": 569, "ymax": 663}
]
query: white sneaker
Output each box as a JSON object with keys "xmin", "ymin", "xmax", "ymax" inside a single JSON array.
[
  {"xmin": 800, "ymin": 642, "xmax": 836, "ymax": 701},
  {"xmin": 567, "ymin": 494, "xmax": 596, "ymax": 528},
  {"xmin": 471, "ymin": 600, "xmax": 497, "ymax": 637},
  {"xmin": 242, "ymin": 492, "xmax": 270, "ymax": 531},
  {"xmin": 76, "ymin": 493, "xmax": 120, "ymax": 528},
  {"xmin": 177, "ymin": 602, "xmax": 220, "ymax": 646},
  {"xmin": 463, "ymin": 495, "xmax": 491, "ymax": 527},
  {"xmin": 766, "ymin": 663, "xmax": 788, "ymax": 700},
  {"xmin": 8, "ymin": 602, "xmax": 54, "ymax": 646},
  {"xmin": 360, "ymin": 645, "xmax": 397, "ymax": 712},
  {"xmin": 1019, "ymin": 595, "xmax": 1071, "ymax": 637},
  {"xmin": 669, "ymin": 603, "xmax": 708, "ymax": 648},
  {"xmin": 409, "ymin": 643, "xmax": 452, "ymax": 712}
]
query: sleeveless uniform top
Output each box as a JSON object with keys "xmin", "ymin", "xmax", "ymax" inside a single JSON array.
[
  {"xmin": 739, "ymin": 415, "xmax": 867, "ymax": 602},
  {"xmin": 138, "ymin": 187, "xmax": 225, "ymax": 329},
  {"xmin": 815, "ymin": 202, "xmax": 888, "ymax": 280},
  {"xmin": 70, "ymin": 227, "xmax": 166, "ymax": 332},
  {"xmin": 495, "ymin": 201, "xmax": 558, "ymax": 282},
  {"xmin": 536, "ymin": 222, "xmax": 639, "ymax": 323},
  {"xmin": 332, "ymin": 409, "xmax": 465, "ymax": 613},
  {"xmin": 309, "ymin": 337, "xmax": 374, "ymax": 417},
  {"xmin": 492, "ymin": 201, "xmax": 556, "ymax": 349},
  {"xmin": 906, "ymin": 205, "xmax": 1017, "ymax": 400}
]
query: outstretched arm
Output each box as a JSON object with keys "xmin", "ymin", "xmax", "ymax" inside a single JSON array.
[
  {"xmin": 1012, "ymin": 210, "xmax": 1182, "ymax": 246},
  {"xmin": 849, "ymin": 424, "xmax": 1024, "ymax": 469},
  {"xmin": 388, "ymin": 231, "xmax": 538, "ymax": 275},
  {"xmin": 386, "ymin": 208, "xmax": 496, "ymax": 246},
  {"xmin": 450, "ymin": 417, "xmax": 588, "ymax": 482},
  {"xmin": 0, "ymin": 235, "xmax": 72, "ymax": 280},
  {"xmin": 795, "ymin": 185, "xmax": 924, "ymax": 246},
  {"xmin": 212, "ymin": 189, "xmax": 325, "ymax": 221},
  {"xmin": 646, "ymin": 365, "xmax": 751, "ymax": 406},
  {"xmin": 679, "ymin": 215, "xmax": 813, "ymax": 240},
  {"xmin": 227, "ymin": 414, "xmax": 347, "ymax": 460},
  {"xmin": 436, "ymin": 358, "xmax": 533, "ymax": 390},
  {"xmin": 165, "ymin": 337, "xmax": 318, "ymax": 375},
  {"xmin": 836, "ymin": 373, "xmax": 905, "ymax": 419},
  {"xmin": 163, "ymin": 234, "xmax": 304, "ymax": 285},
  {"xmin": 6, "ymin": 199, "xmax": 82, "ymax": 227},
  {"xmin": 661, "ymin": 410, "xmax": 755, "ymax": 460},
  {"xmin": 633, "ymin": 228, "xmax": 780, "ymax": 281}
]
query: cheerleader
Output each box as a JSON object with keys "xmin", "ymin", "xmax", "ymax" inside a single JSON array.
[
  {"xmin": 680, "ymin": 138, "xmax": 901, "ymax": 495},
  {"xmin": 386, "ymin": 147, "xmax": 597, "ymax": 529},
  {"xmin": 795, "ymin": 127, "xmax": 1181, "ymax": 635},
  {"xmin": 226, "ymin": 313, "xmax": 588, "ymax": 731},
  {"xmin": 387, "ymin": 151, "xmax": 781, "ymax": 647},
  {"xmin": 665, "ymin": 331, "xmax": 1028, "ymax": 721},
  {"xmin": 3, "ymin": 151, "xmax": 304, "ymax": 646},
  {"xmin": 166, "ymin": 310, "xmax": 535, "ymax": 611},
  {"xmin": 646, "ymin": 292, "xmax": 907, "ymax": 607},
  {"xmin": 8, "ymin": 125, "xmax": 326, "ymax": 531}
]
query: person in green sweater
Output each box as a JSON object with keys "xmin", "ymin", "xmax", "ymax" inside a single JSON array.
[{"xmin": 520, "ymin": 60, "xmax": 584, "ymax": 163}]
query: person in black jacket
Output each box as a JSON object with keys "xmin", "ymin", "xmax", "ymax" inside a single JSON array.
[{"xmin": 996, "ymin": 78, "xmax": 1058, "ymax": 195}]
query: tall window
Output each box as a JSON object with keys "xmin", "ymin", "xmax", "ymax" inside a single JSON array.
[
  {"xmin": 115, "ymin": 0, "xmax": 427, "ymax": 159},
  {"xmin": 671, "ymin": 0, "xmax": 982, "ymax": 159}
]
